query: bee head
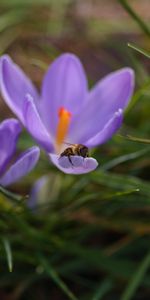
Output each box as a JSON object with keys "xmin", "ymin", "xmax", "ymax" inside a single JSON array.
[{"xmin": 80, "ymin": 145, "xmax": 89, "ymax": 158}]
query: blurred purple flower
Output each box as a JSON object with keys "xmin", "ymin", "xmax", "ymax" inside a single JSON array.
[
  {"xmin": 0, "ymin": 118, "xmax": 40, "ymax": 186},
  {"xmin": 0, "ymin": 54, "xmax": 134, "ymax": 174},
  {"xmin": 28, "ymin": 175, "xmax": 49, "ymax": 210}
]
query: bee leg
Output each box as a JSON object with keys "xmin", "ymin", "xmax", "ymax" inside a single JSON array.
[{"xmin": 68, "ymin": 155, "xmax": 74, "ymax": 166}]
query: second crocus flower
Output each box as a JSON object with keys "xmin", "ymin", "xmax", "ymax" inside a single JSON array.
[{"xmin": 0, "ymin": 118, "xmax": 40, "ymax": 186}]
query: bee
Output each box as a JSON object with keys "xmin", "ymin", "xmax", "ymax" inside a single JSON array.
[{"xmin": 60, "ymin": 143, "xmax": 89, "ymax": 166}]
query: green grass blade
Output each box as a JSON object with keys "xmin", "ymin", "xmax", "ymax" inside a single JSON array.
[
  {"xmin": 92, "ymin": 171, "xmax": 150, "ymax": 198},
  {"xmin": 92, "ymin": 278, "xmax": 113, "ymax": 300},
  {"xmin": 3, "ymin": 238, "xmax": 13, "ymax": 272},
  {"xmin": 128, "ymin": 43, "xmax": 150, "ymax": 59},
  {"xmin": 102, "ymin": 147, "xmax": 150, "ymax": 170},
  {"xmin": 0, "ymin": 185, "xmax": 25, "ymax": 202},
  {"xmin": 121, "ymin": 252, "xmax": 150, "ymax": 300},
  {"xmin": 118, "ymin": 0, "xmax": 150, "ymax": 37},
  {"xmin": 38, "ymin": 254, "xmax": 79, "ymax": 300},
  {"xmin": 121, "ymin": 135, "xmax": 150, "ymax": 145}
]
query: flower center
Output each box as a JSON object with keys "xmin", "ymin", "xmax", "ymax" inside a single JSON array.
[{"xmin": 56, "ymin": 107, "xmax": 71, "ymax": 151}]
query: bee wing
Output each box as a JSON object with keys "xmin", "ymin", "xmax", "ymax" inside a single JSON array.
[{"xmin": 63, "ymin": 141, "xmax": 75, "ymax": 146}]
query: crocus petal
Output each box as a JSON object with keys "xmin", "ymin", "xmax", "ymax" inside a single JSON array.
[
  {"xmin": 28, "ymin": 175, "xmax": 48, "ymax": 210},
  {"xmin": 0, "ymin": 119, "xmax": 21, "ymax": 176},
  {"xmin": 0, "ymin": 55, "xmax": 39, "ymax": 124},
  {"xmin": 71, "ymin": 68, "xmax": 134, "ymax": 143},
  {"xmin": 85, "ymin": 109, "xmax": 123, "ymax": 148},
  {"xmin": 49, "ymin": 154, "xmax": 98, "ymax": 174},
  {"xmin": 58, "ymin": 155, "xmax": 84, "ymax": 168},
  {"xmin": 41, "ymin": 53, "xmax": 88, "ymax": 136},
  {"xmin": 23, "ymin": 94, "xmax": 54, "ymax": 152},
  {"xmin": 0, "ymin": 146, "xmax": 40, "ymax": 187}
]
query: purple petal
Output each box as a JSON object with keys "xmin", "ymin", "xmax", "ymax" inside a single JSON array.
[
  {"xmin": 0, "ymin": 146, "xmax": 40, "ymax": 186},
  {"xmin": 0, "ymin": 119, "xmax": 21, "ymax": 176},
  {"xmin": 0, "ymin": 55, "xmax": 39, "ymax": 124},
  {"xmin": 41, "ymin": 53, "xmax": 88, "ymax": 136},
  {"xmin": 85, "ymin": 109, "xmax": 123, "ymax": 148},
  {"xmin": 71, "ymin": 68, "xmax": 134, "ymax": 143},
  {"xmin": 58, "ymin": 155, "xmax": 84, "ymax": 168},
  {"xmin": 28, "ymin": 175, "xmax": 48, "ymax": 209},
  {"xmin": 49, "ymin": 154, "xmax": 98, "ymax": 174},
  {"xmin": 23, "ymin": 94, "xmax": 54, "ymax": 152}
]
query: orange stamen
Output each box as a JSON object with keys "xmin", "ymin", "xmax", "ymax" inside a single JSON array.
[{"xmin": 56, "ymin": 107, "xmax": 71, "ymax": 150}]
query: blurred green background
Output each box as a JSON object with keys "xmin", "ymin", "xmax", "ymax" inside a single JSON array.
[{"xmin": 0, "ymin": 0, "xmax": 150, "ymax": 299}]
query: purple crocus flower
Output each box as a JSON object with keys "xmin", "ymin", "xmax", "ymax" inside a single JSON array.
[
  {"xmin": 0, "ymin": 118, "xmax": 40, "ymax": 186},
  {"xmin": 0, "ymin": 54, "xmax": 134, "ymax": 174}
]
